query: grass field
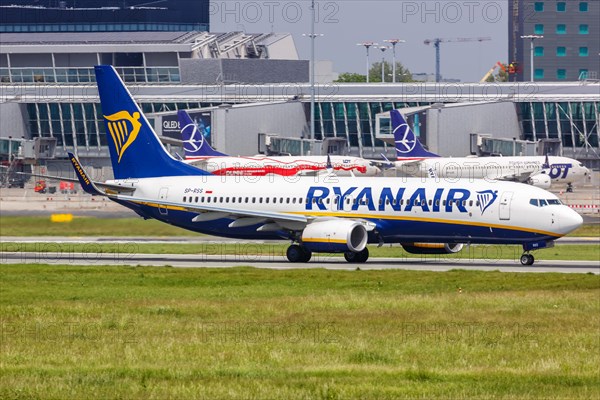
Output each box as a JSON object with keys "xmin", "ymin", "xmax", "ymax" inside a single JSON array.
[
  {"xmin": 1, "ymin": 265, "xmax": 599, "ymax": 399},
  {"xmin": 1, "ymin": 242, "xmax": 599, "ymax": 262},
  {"xmin": 0, "ymin": 216, "xmax": 599, "ymax": 237}
]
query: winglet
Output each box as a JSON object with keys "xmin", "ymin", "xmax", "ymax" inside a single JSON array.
[
  {"xmin": 390, "ymin": 110, "xmax": 440, "ymax": 159},
  {"xmin": 68, "ymin": 152, "xmax": 104, "ymax": 196},
  {"xmin": 542, "ymin": 153, "xmax": 550, "ymax": 169}
]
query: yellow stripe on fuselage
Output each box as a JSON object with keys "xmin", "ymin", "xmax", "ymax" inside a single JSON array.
[{"xmin": 128, "ymin": 201, "xmax": 561, "ymax": 238}]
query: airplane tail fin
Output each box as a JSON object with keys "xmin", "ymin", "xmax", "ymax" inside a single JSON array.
[
  {"xmin": 178, "ymin": 110, "xmax": 227, "ymax": 158},
  {"xmin": 94, "ymin": 65, "xmax": 210, "ymax": 179},
  {"xmin": 390, "ymin": 110, "xmax": 440, "ymax": 159}
]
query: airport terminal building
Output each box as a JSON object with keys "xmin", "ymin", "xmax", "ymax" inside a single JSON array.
[{"xmin": 1, "ymin": 29, "xmax": 599, "ymax": 177}]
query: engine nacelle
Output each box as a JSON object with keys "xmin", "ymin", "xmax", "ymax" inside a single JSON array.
[
  {"xmin": 528, "ymin": 172, "xmax": 552, "ymax": 189},
  {"xmin": 301, "ymin": 219, "xmax": 368, "ymax": 253},
  {"xmin": 401, "ymin": 243, "xmax": 464, "ymax": 255}
]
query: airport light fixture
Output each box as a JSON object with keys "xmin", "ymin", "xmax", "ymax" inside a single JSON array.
[
  {"xmin": 303, "ymin": 0, "xmax": 322, "ymax": 140},
  {"xmin": 303, "ymin": 30, "xmax": 323, "ymax": 141},
  {"xmin": 521, "ymin": 35, "xmax": 543, "ymax": 82},
  {"xmin": 357, "ymin": 42, "xmax": 378, "ymax": 83},
  {"xmin": 378, "ymin": 46, "xmax": 390, "ymax": 83},
  {"xmin": 383, "ymin": 39, "xmax": 406, "ymax": 83}
]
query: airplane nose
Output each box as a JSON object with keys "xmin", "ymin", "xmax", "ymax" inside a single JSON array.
[{"xmin": 560, "ymin": 207, "xmax": 583, "ymax": 234}]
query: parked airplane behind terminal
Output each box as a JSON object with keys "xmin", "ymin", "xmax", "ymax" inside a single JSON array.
[
  {"xmin": 66, "ymin": 66, "xmax": 583, "ymax": 266},
  {"xmin": 390, "ymin": 110, "xmax": 590, "ymax": 191},
  {"xmin": 178, "ymin": 110, "xmax": 380, "ymax": 177}
]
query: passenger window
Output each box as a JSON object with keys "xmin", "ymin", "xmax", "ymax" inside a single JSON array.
[
  {"xmin": 232, "ymin": 197, "xmax": 236, "ymax": 203},
  {"xmin": 428, "ymin": 200, "xmax": 432, "ymax": 206},
  {"xmin": 201, "ymin": 197, "xmax": 205, "ymax": 202},
  {"xmin": 195, "ymin": 197, "xmax": 199, "ymax": 203},
  {"xmin": 530, "ymin": 199, "xmax": 539, "ymax": 206},
  {"xmin": 469, "ymin": 200, "xmax": 473, "ymax": 207},
  {"xmin": 183, "ymin": 196, "xmax": 186, "ymax": 202}
]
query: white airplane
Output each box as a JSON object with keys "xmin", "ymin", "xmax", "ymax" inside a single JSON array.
[
  {"xmin": 177, "ymin": 110, "xmax": 380, "ymax": 177},
  {"xmin": 65, "ymin": 65, "xmax": 583, "ymax": 266},
  {"xmin": 389, "ymin": 110, "xmax": 590, "ymax": 190}
]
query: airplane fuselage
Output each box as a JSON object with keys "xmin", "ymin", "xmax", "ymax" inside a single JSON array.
[
  {"xmin": 185, "ymin": 155, "xmax": 380, "ymax": 177},
  {"xmin": 110, "ymin": 175, "xmax": 581, "ymax": 245},
  {"xmin": 395, "ymin": 156, "xmax": 589, "ymax": 184}
]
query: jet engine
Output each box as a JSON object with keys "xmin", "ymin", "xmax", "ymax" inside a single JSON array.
[
  {"xmin": 301, "ymin": 219, "xmax": 368, "ymax": 253},
  {"xmin": 401, "ymin": 243, "xmax": 464, "ymax": 255},
  {"xmin": 527, "ymin": 172, "xmax": 552, "ymax": 189}
]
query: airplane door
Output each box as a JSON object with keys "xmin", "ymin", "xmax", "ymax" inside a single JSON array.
[
  {"xmin": 158, "ymin": 187, "xmax": 169, "ymax": 216},
  {"xmin": 499, "ymin": 191, "xmax": 513, "ymax": 220}
]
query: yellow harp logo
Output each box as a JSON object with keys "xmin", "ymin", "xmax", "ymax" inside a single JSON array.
[{"xmin": 104, "ymin": 111, "xmax": 142, "ymax": 163}]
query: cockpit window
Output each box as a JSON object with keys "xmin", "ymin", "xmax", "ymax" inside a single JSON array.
[{"xmin": 530, "ymin": 198, "xmax": 562, "ymax": 207}]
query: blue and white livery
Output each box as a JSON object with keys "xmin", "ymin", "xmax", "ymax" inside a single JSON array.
[
  {"xmin": 390, "ymin": 110, "xmax": 590, "ymax": 190},
  {"xmin": 69, "ymin": 66, "xmax": 583, "ymax": 266}
]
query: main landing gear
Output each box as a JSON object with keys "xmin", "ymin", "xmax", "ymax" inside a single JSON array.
[
  {"xmin": 286, "ymin": 244, "xmax": 312, "ymax": 263},
  {"xmin": 520, "ymin": 253, "xmax": 535, "ymax": 266},
  {"xmin": 344, "ymin": 248, "xmax": 369, "ymax": 263},
  {"xmin": 285, "ymin": 244, "xmax": 370, "ymax": 263}
]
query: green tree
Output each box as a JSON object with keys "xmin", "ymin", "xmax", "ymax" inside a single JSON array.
[
  {"xmin": 334, "ymin": 72, "xmax": 366, "ymax": 83},
  {"xmin": 369, "ymin": 61, "xmax": 413, "ymax": 83}
]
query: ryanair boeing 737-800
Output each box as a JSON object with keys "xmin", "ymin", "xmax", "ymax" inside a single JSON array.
[{"xmin": 65, "ymin": 66, "xmax": 583, "ymax": 266}]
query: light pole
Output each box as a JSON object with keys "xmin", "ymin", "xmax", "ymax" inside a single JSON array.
[
  {"xmin": 357, "ymin": 42, "xmax": 377, "ymax": 83},
  {"xmin": 378, "ymin": 46, "xmax": 389, "ymax": 82},
  {"xmin": 520, "ymin": 35, "xmax": 543, "ymax": 82},
  {"xmin": 383, "ymin": 39, "xmax": 405, "ymax": 83},
  {"xmin": 303, "ymin": 31, "xmax": 323, "ymax": 141},
  {"xmin": 302, "ymin": 0, "xmax": 324, "ymax": 140}
]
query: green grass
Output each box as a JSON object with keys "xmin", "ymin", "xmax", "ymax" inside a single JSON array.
[
  {"xmin": 1, "ymin": 265, "xmax": 599, "ymax": 399},
  {"xmin": 1, "ymin": 242, "xmax": 599, "ymax": 261},
  {"xmin": 0, "ymin": 216, "xmax": 204, "ymax": 237},
  {"xmin": 1, "ymin": 216, "xmax": 598, "ymax": 237}
]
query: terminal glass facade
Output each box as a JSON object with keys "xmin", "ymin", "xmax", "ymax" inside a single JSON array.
[
  {"xmin": 1, "ymin": 67, "xmax": 180, "ymax": 84},
  {"xmin": 0, "ymin": 0, "xmax": 209, "ymax": 33},
  {"xmin": 23, "ymin": 100, "xmax": 600, "ymax": 160}
]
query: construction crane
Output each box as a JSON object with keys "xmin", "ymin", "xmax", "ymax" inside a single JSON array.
[{"xmin": 423, "ymin": 37, "xmax": 492, "ymax": 82}]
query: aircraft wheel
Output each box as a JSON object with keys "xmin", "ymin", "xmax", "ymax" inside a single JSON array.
[
  {"xmin": 344, "ymin": 248, "xmax": 369, "ymax": 263},
  {"xmin": 287, "ymin": 245, "xmax": 304, "ymax": 263},
  {"xmin": 287, "ymin": 245, "xmax": 312, "ymax": 263},
  {"xmin": 300, "ymin": 247, "xmax": 312, "ymax": 263},
  {"xmin": 520, "ymin": 254, "xmax": 535, "ymax": 266}
]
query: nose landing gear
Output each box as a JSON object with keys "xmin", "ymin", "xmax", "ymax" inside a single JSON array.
[{"xmin": 520, "ymin": 253, "xmax": 535, "ymax": 266}]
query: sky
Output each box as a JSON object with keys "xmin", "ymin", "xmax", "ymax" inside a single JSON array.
[{"xmin": 211, "ymin": 0, "xmax": 509, "ymax": 82}]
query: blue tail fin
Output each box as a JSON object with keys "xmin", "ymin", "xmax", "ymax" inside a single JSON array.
[
  {"xmin": 390, "ymin": 110, "xmax": 440, "ymax": 159},
  {"xmin": 178, "ymin": 110, "xmax": 227, "ymax": 158},
  {"xmin": 94, "ymin": 65, "xmax": 210, "ymax": 179}
]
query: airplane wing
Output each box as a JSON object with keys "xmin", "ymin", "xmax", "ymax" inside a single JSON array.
[
  {"xmin": 494, "ymin": 171, "xmax": 533, "ymax": 183},
  {"xmin": 111, "ymin": 193, "xmax": 310, "ymax": 228}
]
